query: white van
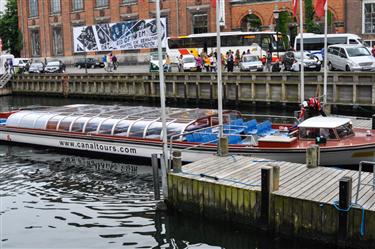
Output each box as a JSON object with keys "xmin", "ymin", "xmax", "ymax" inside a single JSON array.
[
  {"xmin": 0, "ymin": 54, "xmax": 15, "ymax": 75},
  {"xmin": 294, "ymin": 33, "xmax": 363, "ymax": 61},
  {"xmin": 14, "ymin": 58, "xmax": 31, "ymax": 69},
  {"xmin": 327, "ymin": 44, "xmax": 375, "ymax": 71}
]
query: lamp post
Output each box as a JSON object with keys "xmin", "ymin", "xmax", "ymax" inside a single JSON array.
[
  {"xmin": 81, "ymin": 30, "xmax": 88, "ymax": 74},
  {"xmin": 273, "ymin": 6, "xmax": 281, "ymax": 62}
]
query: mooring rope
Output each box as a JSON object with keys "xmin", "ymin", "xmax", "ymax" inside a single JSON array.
[{"xmin": 333, "ymin": 200, "xmax": 366, "ymax": 237}]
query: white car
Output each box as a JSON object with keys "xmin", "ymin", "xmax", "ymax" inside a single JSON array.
[
  {"xmin": 327, "ymin": 44, "xmax": 375, "ymax": 71},
  {"xmin": 14, "ymin": 58, "xmax": 30, "ymax": 69},
  {"xmin": 239, "ymin": 54, "xmax": 263, "ymax": 72},
  {"xmin": 182, "ymin": 55, "xmax": 199, "ymax": 72}
]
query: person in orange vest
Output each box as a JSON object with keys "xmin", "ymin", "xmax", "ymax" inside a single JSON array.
[{"xmin": 298, "ymin": 97, "xmax": 326, "ymax": 121}]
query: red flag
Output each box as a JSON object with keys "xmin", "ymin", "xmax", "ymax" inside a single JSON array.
[
  {"xmin": 292, "ymin": 0, "xmax": 298, "ymax": 17},
  {"xmin": 211, "ymin": 0, "xmax": 216, "ymax": 8},
  {"xmin": 315, "ymin": 0, "xmax": 327, "ymax": 17}
]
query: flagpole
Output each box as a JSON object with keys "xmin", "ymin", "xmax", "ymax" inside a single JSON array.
[
  {"xmin": 156, "ymin": 0, "xmax": 168, "ymax": 198},
  {"xmin": 216, "ymin": 0, "xmax": 223, "ymax": 138},
  {"xmin": 323, "ymin": 0, "xmax": 328, "ymax": 104},
  {"xmin": 299, "ymin": 0, "xmax": 304, "ymax": 103}
]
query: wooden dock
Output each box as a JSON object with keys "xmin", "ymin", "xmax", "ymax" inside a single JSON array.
[{"xmin": 167, "ymin": 155, "xmax": 375, "ymax": 249}]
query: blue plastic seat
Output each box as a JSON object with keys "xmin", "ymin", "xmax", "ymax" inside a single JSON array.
[
  {"xmin": 228, "ymin": 134, "xmax": 242, "ymax": 144},
  {"xmin": 244, "ymin": 119, "xmax": 257, "ymax": 134}
]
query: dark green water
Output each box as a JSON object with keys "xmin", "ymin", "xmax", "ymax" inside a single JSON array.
[{"xmin": 0, "ymin": 96, "xmax": 351, "ymax": 249}]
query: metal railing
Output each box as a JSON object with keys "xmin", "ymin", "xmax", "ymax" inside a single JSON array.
[{"xmin": 355, "ymin": 161, "xmax": 375, "ymax": 204}]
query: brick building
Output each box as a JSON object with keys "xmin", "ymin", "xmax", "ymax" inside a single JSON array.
[
  {"xmin": 17, "ymin": 0, "xmax": 347, "ymax": 61},
  {"xmin": 346, "ymin": 0, "xmax": 375, "ymax": 47}
]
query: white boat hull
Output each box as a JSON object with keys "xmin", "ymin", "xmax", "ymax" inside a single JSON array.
[{"xmin": 1, "ymin": 130, "xmax": 374, "ymax": 166}]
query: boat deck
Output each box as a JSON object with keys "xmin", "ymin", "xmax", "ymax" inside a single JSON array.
[{"xmin": 172, "ymin": 155, "xmax": 375, "ymax": 211}]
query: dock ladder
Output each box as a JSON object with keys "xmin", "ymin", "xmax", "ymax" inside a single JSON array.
[
  {"xmin": 0, "ymin": 72, "xmax": 12, "ymax": 88},
  {"xmin": 355, "ymin": 161, "xmax": 375, "ymax": 204}
]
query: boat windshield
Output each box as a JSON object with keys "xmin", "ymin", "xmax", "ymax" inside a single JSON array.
[
  {"xmin": 299, "ymin": 127, "xmax": 337, "ymax": 140},
  {"xmin": 336, "ymin": 122, "xmax": 354, "ymax": 138}
]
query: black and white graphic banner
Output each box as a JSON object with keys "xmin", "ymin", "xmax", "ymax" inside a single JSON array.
[{"xmin": 73, "ymin": 18, "xmax": 167, "ymax": 52}]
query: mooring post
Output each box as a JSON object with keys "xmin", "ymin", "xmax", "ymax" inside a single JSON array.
[
  {"xmin": 306, "ymin": 144, "xmax": 320, "ymax": 168},
  {"xmin": 173, "ymin": 150, "xmax": 182, "ymax": 173},
  {"xmin": 218, "ymin": 137, "xmax": 229, "ymax": 157},
  {"xmin": 261, "ymin": 167, "xmax": 273, "ymax": 227},
  {"xmin": 151, "ymin": 154, "xmax": 160, "ymax": 200},
  {"xmin": 372, "ymin": 114, "xmax": 375, "ymax": 130},
  {"xmin": 338, "ymin": 176, "xmax": 352, "ymax": 243}
]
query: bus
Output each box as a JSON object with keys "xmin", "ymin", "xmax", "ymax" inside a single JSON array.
[
  {"xmin": 294, "ymin": 33, "xmax": 363, "ymax": 61},
  {"xmin": 166, "ymin": 31, "xmax": 290, "ymax": 64}
]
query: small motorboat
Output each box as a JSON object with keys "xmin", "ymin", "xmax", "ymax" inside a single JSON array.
[{"xmin": 0, "ymin": 104, "xmax": 374, "ymax": 166}]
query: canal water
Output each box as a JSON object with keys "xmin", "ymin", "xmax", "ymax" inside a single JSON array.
[{"xmin": 0, "ymin": 96, "xmax": 359, "ymax": 249}]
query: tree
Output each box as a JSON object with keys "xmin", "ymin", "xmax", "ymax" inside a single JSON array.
[
  {"xmin": 0, "ymin": 0, "xmax": 23, "ymax": 57},
  {"xmin": 305, "ymin": 0, "xmax": 321, "ymax": 33}
]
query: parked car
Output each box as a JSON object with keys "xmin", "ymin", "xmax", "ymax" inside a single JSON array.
[
  {"xmin": 182, "ymin": 54, "xmax": 200, "ymax": 72},
  {"xmin": 75, "ymin": 58, "xmax": 104, "ymax": 69},
  {"xmin": 149, "ymin": 52, "xmax": 171, "ymax": 72},
  {"xmin": 28, "ymin": 62, "xmax": 45, "ymax": 73},
  {"xmin": 283, "ymin": 51, "xmax": 321, "ymax": 72},
  {"xmin": 239, "ymin": 54, "xmax": 263, "ymax": 72},
  {"xmin": 14, "ymin": 58, "xmax": 31, "ymax": 69},
  {"xmin": 44, "ymin": 60, "xmax": 66, "ymax": 73},
  {"xmin": 327, "ymin": 44, "xmax": 375, "ymax": 71}
]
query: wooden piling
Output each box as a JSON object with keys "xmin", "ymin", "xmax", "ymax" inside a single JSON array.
[
  {"xmin": 261, "ymin": 167, "xmax": 273, "ymax": 226},
  {"xmin": 338, "ymin": 176, "xmax": 352, "ymax": 243},
  {"xmin": 218, "ymin": 137, "xmax": 229, "ymax": 156},
  {"xmin": 272, "ymin": 165, "xmax": 280, "ymax": 191},
  {"xmin": 151, "ymin": 154, "xmax": 160, "ymax": 200},
  {"xmin": 306, "ymin": 145, "xmax": 320, "ymax": 168},
  {"xmin": 173, "ymin": 150, "xmax": 182, "ymax": 173}
]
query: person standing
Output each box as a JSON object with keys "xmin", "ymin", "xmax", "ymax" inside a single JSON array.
[
  {"xmin": 165, "ymin": 54, "xmax": 171, "ymax": 72},
  {"xmin": 177, "ymin": 55, "xmax": 183, "ymax": 72},
  {"xmin": 371, "ymin": 44, "xmax": 375, "ymax": 57},
  {"xmin": 8, "ymin": 59, "xmax": 14, "ymax": 74},
  {"xmin": 112, "ymin": 55, "xmax": 118, "ymax": 70},
  {"xmin": 266, "ymin": 50, "xmax": 272, "ymax": 72},
  {"xmin": 227, "ymin": 51, "xmax": 234, "ymax": 72}
]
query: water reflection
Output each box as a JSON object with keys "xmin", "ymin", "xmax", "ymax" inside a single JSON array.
[{"xmin": 0, "ymin": 143, "xmax": 337, "ymax": 249}]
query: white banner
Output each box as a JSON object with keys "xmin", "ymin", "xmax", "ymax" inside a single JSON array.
[{"xmin": 73, "ymin": 18, "xmax": 167, "ymax": 53}]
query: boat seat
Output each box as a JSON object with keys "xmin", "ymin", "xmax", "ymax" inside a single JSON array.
[
  {"xmin": 228, "ymin": 134, "xmax": 242, "ymax": 144},
  {"xmin": 257, "ymin": 120, "xmax": 277, "ymax": 136},
  {"xmin": 244, "ymin": 119, "xmax": 257, "ymax": 134}
]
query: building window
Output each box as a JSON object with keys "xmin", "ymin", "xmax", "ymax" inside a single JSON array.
[
  {"xmin": 30, "ymin": 29, "xmax": 41, "ymax": 57},
  {"xmin": 29, "ymin": 0, "xmax": 38, "ymax": 17},
  {"xmin": 52, "ymin": 27, "xmax": 63, "ymax": 55},
  {"xmin": 364, "ymin": 1, "xmax": 375, "ymax": 33},
  {"xmin": 72, "ymin": 0, "xmax": 84, "ymax": 11},
  {"xmin": 122, "ymin": 0, "xmax": 137, "ymax": 4},
  {"xmin": 192, "ymin": 14, "xmax": 208, "ymax": 34},
  {"xmin": 96, "ymin": 0, "xmax": 108, "ymax": 8},
  {"xmin": 50, "ymin": 0, "xmax": 61, "ymax": 14}
]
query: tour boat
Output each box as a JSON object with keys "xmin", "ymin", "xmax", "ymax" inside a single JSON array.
[{"xmin": 0, "ymin": 104, "xmax": 374, "ymax": 166}]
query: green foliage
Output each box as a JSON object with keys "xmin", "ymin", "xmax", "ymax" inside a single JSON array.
[
  {"xmin": 0, "ymin": 0, "xmax": 23, "ymax": 57},
  {"xmin": 247, "ymin": 14, "xmax": 262, "ymax": 31},
  {"xmin": 305, "ymin": 0, "xmax": 321, "ymax": 33}
]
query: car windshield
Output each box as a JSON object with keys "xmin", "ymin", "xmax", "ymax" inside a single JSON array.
[
  {"xmin": 294, "ymin": 53, "xmax": 315, "ymax": 60},
  {"xmin": 151, "ymin": 54, "xmax": 166, "ymax": 60},
  {"xmin": 346, "ymin": 47, "xmax": 370, "ymax": 57},
  {"xmin": 31, "ymin": 63, "xmax": 43, "ymax": 67},
  {"xmin": 243, "ymin": 56, "xmax": 258, "ymax": 62},
  {"xmin": 47, "ymin": 61, "xmax": 60, "ymax": 66},
  {"xmin": 183, "ymin": 57, "xmax": 195, "ymax": 63}
]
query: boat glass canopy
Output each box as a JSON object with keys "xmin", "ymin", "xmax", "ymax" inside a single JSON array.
[{"xmin": 5, "ymin": 105, "xmax": 238, "ymax": 139}]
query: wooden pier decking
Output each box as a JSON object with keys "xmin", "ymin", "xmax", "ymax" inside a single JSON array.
[{"xmin": 167, "ymin": 155, "xmax": 375, "ymax": 249}]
